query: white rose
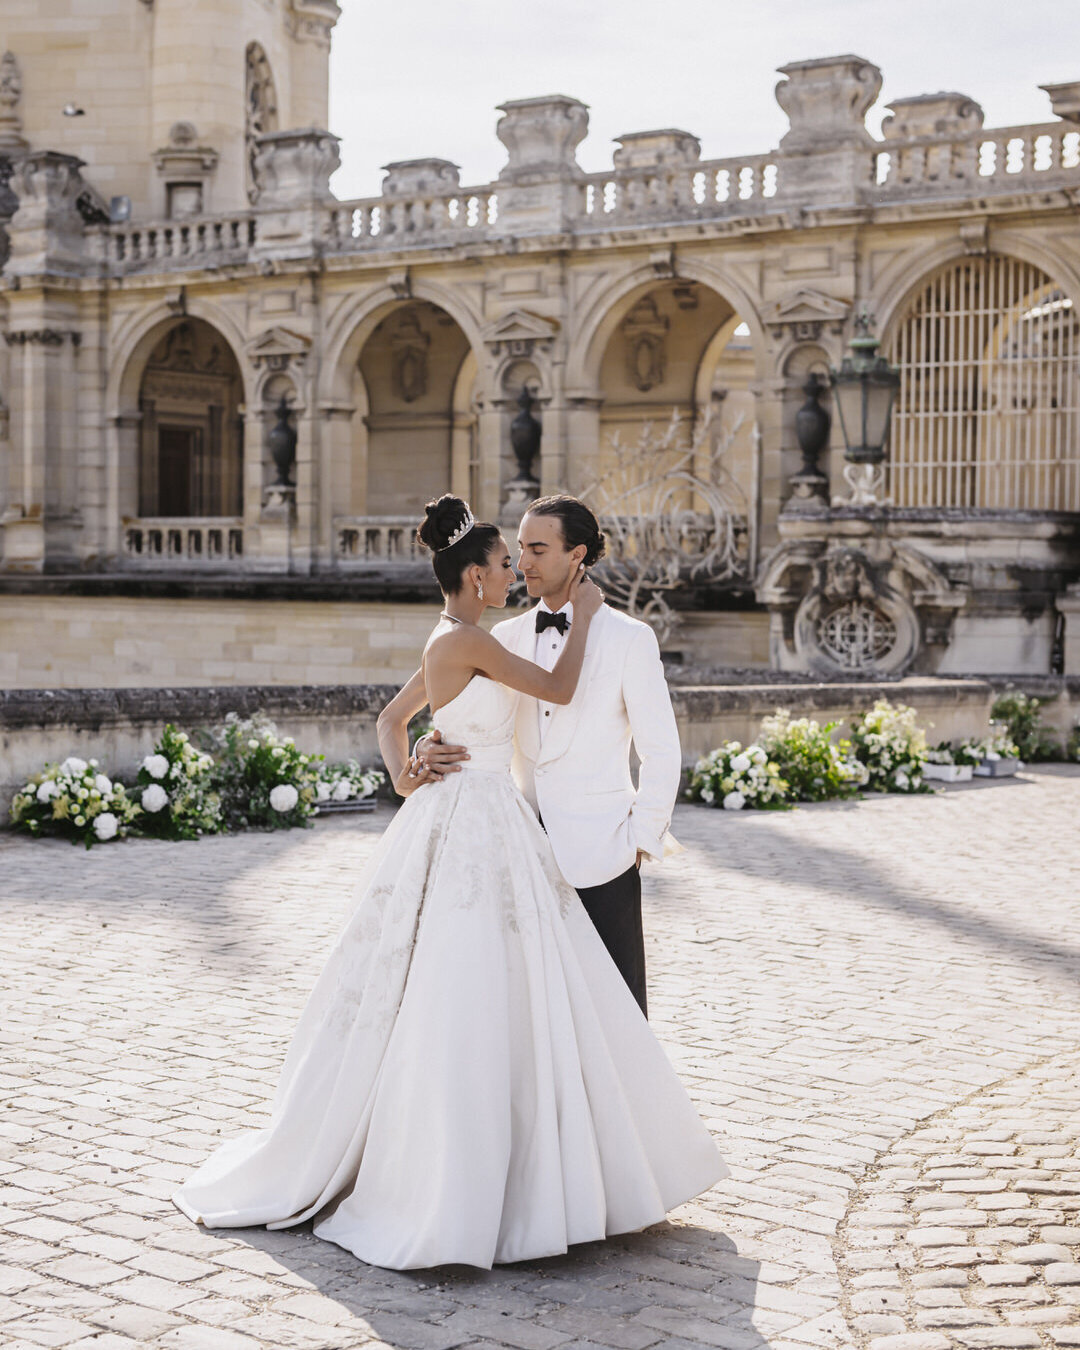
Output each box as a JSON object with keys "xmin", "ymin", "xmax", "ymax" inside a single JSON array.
[
  {"xmin": 730, "ymin": 753, "xmax": 752, "ymax": 774},
  {"xmin": 93, "ymin": 812, "xmax": 118, "ymax": 841},
  {"xmin": 94, "ymin": 774, "xmax": 113, "ymax": 794},
  {"xmin": 247, "ymin": 739, "xmax": 259, "ymax": 750},
  {"xmin": 315, "ymin": 781, "xmax": 331, "ymax": 802},
  {"xmin": 141, "ymin": 784, "xmax": 169, "ymax": 813},
  {"xmin": 61, "ymin": 757, "xmax": 88, "ymax": 776},
  {"xmin": 269, "ymin": 783, "xmax": 299, "ymax": 813},
  {"xmin": 271, "ymin": 747, "xmax": 285, "ymax": 758},
  {"xmin": 747, "ymin": 746, "xmax": 766, "ymax": 765},
  {"xmin": 36, "ymin": 779, "xmax": 59, "ymax": 803},
  {"xmin": 895, "ymin": 770, "xmax": 909, "ymax": 790},
  {"xmin": 142, "ymin": 754, "xmax": 169, "ymax": 779},
  {"xmin": 331, "ymin": 780, "xmax": 351, "ymax": 802},
  {"xmin": 701, "ymin": 787, "xmax": 715, "ymax": 803},
  {"xmin": 723, "ymin": 791, "xmax": 746, "ymax": 811}
]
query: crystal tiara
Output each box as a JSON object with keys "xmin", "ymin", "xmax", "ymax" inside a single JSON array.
[{"xmin": 436, "ymin": 508, "xmax": 475, "ymax": 551}]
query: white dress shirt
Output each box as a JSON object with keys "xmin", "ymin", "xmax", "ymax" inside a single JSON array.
[{"xmin": 533, "ymin": 599, "xmax": 573, "ymax": 743}]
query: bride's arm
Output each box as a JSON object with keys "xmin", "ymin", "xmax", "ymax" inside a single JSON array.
[
  {"xmin": 454, "ymin": 575, "xmax": 603, "ymax": 705},
  {"xmin": 376, "ymin": 669, "xmax": 434, "ymax": 798}
]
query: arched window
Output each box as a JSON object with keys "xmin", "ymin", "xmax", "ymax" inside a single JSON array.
[
  {"xmin": 886, "ymin": 255, "xmax": 1080, "ymax": 510},
  {"xmin": 245, "ymin": 42, "xmax": 278, "ymax": 203}
]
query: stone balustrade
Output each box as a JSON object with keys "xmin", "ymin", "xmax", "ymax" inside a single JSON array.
[
  {"xmin": 335, "ymin": 516, "xmax": 424, "ymax": 564},
  {"xmin": 580, "ymin": 154, "xmax": 780, "ymax": 223},
  {"xmin": 122, "ymin": 518, "xmax": 244, "ymax": 566},
  {"xmin": 324, "ymin": 189, "xmax": 498, "ymax": 250},
  {"xmin": 104, "ymin": 213, "xmax": 257, "ymax": 269},
  {"xmin": 874, "ymin": 120, "xmax": 1080, "ymax": 195},
  {"xmin": 90, "ymin": 119, "xmax": 1080, "ymax": 275}
]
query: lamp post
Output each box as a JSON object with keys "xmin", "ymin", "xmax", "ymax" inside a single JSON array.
[{"xmin": 830, "ymin": 309, "xmax": 900, "ymax": 506}]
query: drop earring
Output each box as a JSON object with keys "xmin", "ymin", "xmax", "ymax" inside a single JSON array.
[{"xmin": 476, "ymin": 581, "xmax": 484, "ymax": 601}]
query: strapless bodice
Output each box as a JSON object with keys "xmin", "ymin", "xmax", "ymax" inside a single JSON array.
[{"xmin": 431, "ymin": 676, "xmax": 515, "ymax": 774}]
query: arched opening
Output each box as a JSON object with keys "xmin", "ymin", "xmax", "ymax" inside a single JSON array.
[
  {"xmin": 137, "ymin": 319, "xmax": 244, "ymax": 517},
  {"xmin": 245, "ymin": 42, "xmax": 278, "ymax": 203},
  {"xmin": 351, "ymin": 301, "xmax": 475, "ymax": 517},
  {"xmin": 885, "ymin": 254, "xmax": 1080, "ymax": 510},
  {"xmin": 593, "ymin": 281, "xmax": 755, "ymax": 512}
]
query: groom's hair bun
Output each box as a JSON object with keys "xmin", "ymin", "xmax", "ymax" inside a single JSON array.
[
  {"xmin": 525, "ymin": 495, "xmax": 607, "ymax": 568},
  {"xmin": 416, "ymin": 494, "xmax": 501, "ymax": 596}
]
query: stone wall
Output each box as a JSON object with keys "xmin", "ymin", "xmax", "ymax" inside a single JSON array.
[
  {"xmin": 0, "ymin": 676, "xmax": 999, "ymax": 805},
  {"xmin": 0, "ymin": 592, "xmax": 771, "ymax": 689}
]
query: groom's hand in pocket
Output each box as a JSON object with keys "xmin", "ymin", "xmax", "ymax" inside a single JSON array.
[{"xmin": 416, "ymin": 728, "xmax": 469, "ymax": 779}]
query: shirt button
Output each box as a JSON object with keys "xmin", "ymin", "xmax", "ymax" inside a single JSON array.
[{"xmin": 544, "ymin": 710, "xmax": 550, "ymax": 717}]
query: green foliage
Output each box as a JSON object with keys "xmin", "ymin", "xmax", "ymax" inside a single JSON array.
[
  {"xmin": 135, "ymin": 724, "xmax": 224, "ymax": 840},
  {"xmin": 758, "ymin": 709, "xmax": 865, "ymax": 802},
  {"xmin": 990, "ymin": 690, "xmax": 1061, "ymax": 761},
  {"xmin": 687, "ymin": 741, "xmax": 789, "ymax": 810},
  {"xmin": 9, "ymin": 757, "xmax": 139, "ymax": 848},
  {"xmin": 203, "ymin": 712, "xmax": 323, "ymax": 831},
  {"xmin": 849, "ymin": 700, "xmax": 931, "ymax": 793}
]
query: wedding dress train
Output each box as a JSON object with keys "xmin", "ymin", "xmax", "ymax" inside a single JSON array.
[{"xmin": 173, "ymin": 675, "xmax": 725, "ymax": 1270}]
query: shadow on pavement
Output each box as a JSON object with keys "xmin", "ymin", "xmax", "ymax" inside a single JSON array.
[{"xmin": 229, "ymin": 1219, "xmax": 769, "ymax": 1350}]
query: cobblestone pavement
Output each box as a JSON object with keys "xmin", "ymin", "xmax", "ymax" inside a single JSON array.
[{"xmin": 3, "ymin": 766, "xmax": 1080, "ymax": 1350}]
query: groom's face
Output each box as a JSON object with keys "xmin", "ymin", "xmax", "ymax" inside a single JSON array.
[{"xmin": 517, "ymin": 512, "xmax": 583, "ymax": 602}]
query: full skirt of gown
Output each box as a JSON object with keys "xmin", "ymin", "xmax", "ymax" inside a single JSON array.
[{"xmin": 173, "ymin": 676, "xmax": 726, "ymax": 1269}]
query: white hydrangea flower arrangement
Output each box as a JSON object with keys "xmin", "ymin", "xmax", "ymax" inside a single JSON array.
[
  {"xmin": 134, "ymin": 724, "xmax": 223, "ymax": 840},
  {"xmin": 314, "ymin": 760, "xmax": 386, "ymax": 811},
  {"xmin": 205, "ymin": 711, "xmax": 323, "ymax": 831},
  {"xmin": 9, "ymin": 756, "xmax": 138, "ymax": 848},
  {"xmin": 849, "ymin": 699, "xmax": 930, "ymax": 793},
  {"xmin": 687, "ymin": 742, "xmax": 789, "ymax": 811},
  {"xmin": 758, "ymin": 709, "xmax": 866, "ymax": 802}
]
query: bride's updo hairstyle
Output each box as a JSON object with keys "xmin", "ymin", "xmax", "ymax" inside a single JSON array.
[{"xmin": 416, "ymin": 494, "xmax": 501, "ymax": 595}]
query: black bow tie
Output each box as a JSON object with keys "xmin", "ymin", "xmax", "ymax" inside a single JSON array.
[{"xmin": 535, "ymin": 610, "xmax": 569, "ymax": 636}]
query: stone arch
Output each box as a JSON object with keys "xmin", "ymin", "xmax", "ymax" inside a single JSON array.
[
  {"xmin": 135, "ymin": 319, "xmax": 244, "ymax": 517},
  {"xmin": 565, "ymin": 259, "xmax": 768, "ymax": 395},
  {"xmin": 321, "ymin": 280, "xmax": 485, "ymax": 407},
  {"xmin": 874, "ymin": 233, "xmax": 1080, "ymax": 344},
  {"xmin": 325, "ymin": 292, "xmax": 479, "ymax": 519},
  {"xmin": 879, "ymin": 250, "xmax": 1080, "ymax": 510}
]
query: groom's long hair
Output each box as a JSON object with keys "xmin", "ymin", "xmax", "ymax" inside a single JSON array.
[{"xmin": 525, "ymin": 496, "xmax": 607, "ymax": 568}]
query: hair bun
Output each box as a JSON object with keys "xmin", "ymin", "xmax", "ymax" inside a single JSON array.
[{"xmin": 416, "ymin": 493, "xmax": 472, "ymax": 552}]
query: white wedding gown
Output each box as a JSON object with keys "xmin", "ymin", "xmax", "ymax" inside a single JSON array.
[{"xmin": 174, "ymin": 675, "xmax": 726, "ymax": 1270}]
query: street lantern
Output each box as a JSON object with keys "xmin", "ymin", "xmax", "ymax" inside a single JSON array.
[{"xmin": 830, "ymin": 311, "xmax": 900, "ymax": 465}]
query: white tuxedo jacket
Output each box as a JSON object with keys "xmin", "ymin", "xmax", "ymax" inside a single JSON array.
[{"xmin": 491, "ymin": 603, "xmax": 682, "ymax": 889}]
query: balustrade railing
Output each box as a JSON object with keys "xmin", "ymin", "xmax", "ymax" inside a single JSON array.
[
  {"xmin": 578, "ymin": 154, "xmax": 780, "ymax": 224},
  {"xmin": 874, "ymin": 121, "xmax": 1080, "ymax": 196},
  {"xmin": 324, "ymin": 189, "xmax": 499, "ymax": 251},
  {"xmin": 95, "ymin": 122, "xmax": 1080, "ymax": 275},
  {"xmin": 105, "ymin": 214, "xmax": 257, "ymax": 269},
  {"xmin": 122, "ymin": 518, "xmax": 244, "ymax": 566},
  {"xmin": 335, "ymin": 516, "xmax": 424, "ymax": 564}
]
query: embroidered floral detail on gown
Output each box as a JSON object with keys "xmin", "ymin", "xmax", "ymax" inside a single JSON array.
[{"xmin": 173, "ymin": 676, "xmax": 726, "ymax": 1270}]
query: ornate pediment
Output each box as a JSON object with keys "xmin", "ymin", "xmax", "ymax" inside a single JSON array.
[
  {"xmin": 483, "ymin": 309, "xmax": 560, "ymax": 358},
  {"xmin": 247, "ymin": 326, "xmax": 312, "ymax": 370},
  {"xmin": 764, "ymin": 288, "xmax": 850, "ymax": 341}
]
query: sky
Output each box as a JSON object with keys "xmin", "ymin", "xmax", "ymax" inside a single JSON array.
[{"xmin": 327, "ymin": 0, "xmax": 1080, "ymax": 201}]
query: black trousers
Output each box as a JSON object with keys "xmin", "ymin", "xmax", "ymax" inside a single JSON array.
[{"xmin": 575, "ymin": 864, "xmax": 648, "ymax": 1019}]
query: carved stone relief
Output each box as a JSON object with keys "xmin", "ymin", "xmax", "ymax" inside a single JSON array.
[
  {"xmin": 390, "ymin": 309, "xmax": 429, "ymax": 403},
  {"xmin": 621, "ymin": 295, "xmax": 668, "ymax": 392},
  {"xmin": 245, "ymin": 43, "xmax": 279, "ymax": 204}
]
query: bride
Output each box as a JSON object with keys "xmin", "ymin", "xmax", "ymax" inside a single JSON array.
[{"xmin": 173, "ymin": 494, "xmax": 725, "ymax": 1271}]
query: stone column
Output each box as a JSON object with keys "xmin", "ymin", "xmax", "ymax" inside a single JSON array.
[
  {"xmin": 774, "ymin": 56, "xmax": 882, "ymax": 206},
  {"xmin": 494, "ymin": 95, "xmax": 589, "ymax": 235},
  {"xmin": 2, "ymin": 152, "xmax": 89, "ymax": 571}
]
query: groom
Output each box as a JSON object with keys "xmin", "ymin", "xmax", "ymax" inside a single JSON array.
[{"xmin": 420, "ymin": 495, "xmax": 682, "ymax": 1017}]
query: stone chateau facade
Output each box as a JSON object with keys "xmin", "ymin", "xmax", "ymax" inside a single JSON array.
[{"xmin": 1, "ymin": 0, "xmax": 1080, "ymax": 685}]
